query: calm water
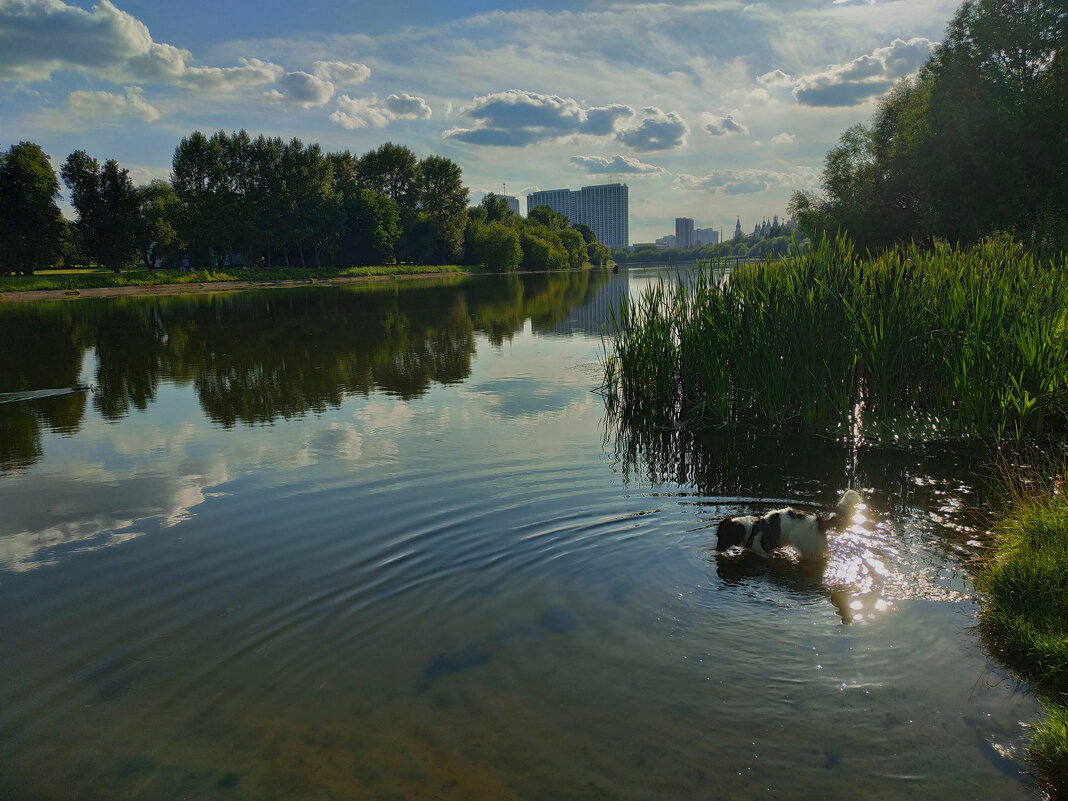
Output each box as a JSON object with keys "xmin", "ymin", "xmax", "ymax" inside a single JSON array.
[{"xmin": 0, "ymin": 269, "xmax": 1041, "ymax": 800}]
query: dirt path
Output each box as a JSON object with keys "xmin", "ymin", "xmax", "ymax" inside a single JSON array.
[{"xmin": 0, "ymin": 271, "xmax": 468, "ymax": 303}]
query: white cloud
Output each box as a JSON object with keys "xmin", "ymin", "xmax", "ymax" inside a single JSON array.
[
  {"xmin": 330, "ymin": 92, "xmax": 432, "ymax": 129},
  {"xmin": 264, "ymin": 70, "xmax": 335, "ymax": 107},
  {"xmin": 312, "ymin": 60, "xmax": 371, "ymax": 86},
  {"xmin": 757, "ymin": 69, "xmax": 794, "ymax": 87},
  {"xmin": 791, "ymin": 37, "xmax": 936, "ymax": 106},
  {"xmin": 67, "ymin": 85, "xmax": 160, "ymax": 122},
  {"xmin": 616, "ymin": 106, "xmax": 689, "ymax": 151},
  {"xmin": 675, "ymin": 167, "xmax": 817, "ymax": 195},
  {"xmin": 569, "ymin": 154, "xmax": 664, "ymax": 176},
  {"xmin": 704, "ymin": 113, "xmax": 749, "ymax": 136},
  {"xmin": 443, "ymin": 89, "xmax": 633, "ymax": 146},
  {"xmin": 770, "ymin": 132, "xmax": 796, "ymax": 144},
  {"xmin": 0, "ymin": 0, "xmax": 285, "ymax": 95},
  {"xmin": 384, "ymin": 92, "xmax": 432, "ymax": 119}
]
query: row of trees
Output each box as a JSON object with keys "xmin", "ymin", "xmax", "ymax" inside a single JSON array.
[
  {"xmin": 790, "ymin": 0, "xmax": 1067, "ymax": 254},
  {"xmin": 468, "ymin": 194, "xmax": 611, "ymax": 271},
  {"xmin": 0, "ymin": 133, "xmax": 610, "ymax": 276}
]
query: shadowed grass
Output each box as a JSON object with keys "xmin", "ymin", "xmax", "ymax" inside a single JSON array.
[
  {"xmin": 603, "ymin": 235, "xmax": 1068, "ymax": 440},
  {"xmin": 976, "ymin": 453, "xmax": 1068, "ymax": 796}
]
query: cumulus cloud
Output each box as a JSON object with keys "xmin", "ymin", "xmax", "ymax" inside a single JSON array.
[
  {"xmin": 770, "ymin": 132, "xmax": 796, "ymax": 144},
  {"xmin": 443, "ymin": 90, "xmax": 633, "ymax": 146},
  {"xmin": 616, "ymin": 106, "xmax": 688, "ymax": 151},
  {"xmin": 330, "ymin": 92, "xmax": 432, "ymax": 129},
  {"xmin": 703, "ymin": 113, "xmax": 748, "ymax": 137},
  {"xmin": 757, "ymin": 69, "xmax": 794, "ymax": 87},
  {"xmin": 675, "ymin": 167, "xmax": 816, "ymax": 195},
  {"xmin": 791, "ymin": 37, "xmax": 936, "ymax": 106},
  {"xmin": 0, "ymin": 0, "xmax": 285, "ymax": 95},
  {"xmin": 384, "ymin": 92, "xmax": 432, "ymax": 119},
  {"xmin": 312, "ymin": 60, "xmax": 371, "ymax": 86},
  {"xmin": 67, "ymin": 85, "xmax": 160, "ymax": 122},
  {"xmin": 569, "ymin": 154, "xmax": 664, "ymax": 176},
  {"xmin": 264, "ymin": 70, "xmax": 335, "ymax": 107}
]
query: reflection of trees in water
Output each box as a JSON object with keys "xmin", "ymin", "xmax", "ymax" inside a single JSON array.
[
  {"xmin": 606, "ymin": 402, "xmax": 990, "ymax": 512},
  {"xmin": 0, "ymin": 270, "xmax": 612, "ymax": 467},
  {"xmin": 0, "ymin": 304, "xmax": 87, "ymax": 469}
]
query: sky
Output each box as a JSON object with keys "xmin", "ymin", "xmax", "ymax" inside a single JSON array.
[{"xmin": 0, "ymin": 0, "xmax": 962, "ymax": 244}]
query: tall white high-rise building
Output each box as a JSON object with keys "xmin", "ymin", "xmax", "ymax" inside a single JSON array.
[{"xmin": 526, "ymin": 183, "xmax": 629, "ymax": 249}]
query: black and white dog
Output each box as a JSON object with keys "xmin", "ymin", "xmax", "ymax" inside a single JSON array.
[{"xmin": 715, "ymin": 490, "xmax": 862, "ymax": 560}]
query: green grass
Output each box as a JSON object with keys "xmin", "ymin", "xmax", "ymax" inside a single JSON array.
[
  {"xmin": 976, "ymin": 459, "xmax": 1068, "ymax": 795},
  {"xmin": 0, "ymin": 265, "xmax": 471, "ymax": 293},
  {"xmin": 602, "ymin": 235, "xmax": 1068, "ymax": 440}
]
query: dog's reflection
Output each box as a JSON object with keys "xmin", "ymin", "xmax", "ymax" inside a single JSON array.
[{"xmin": 712, "ymin": 551, "xmax": 863, "ymax": 624}]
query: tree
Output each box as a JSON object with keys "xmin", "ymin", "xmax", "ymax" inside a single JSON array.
[
  {"xmin": 417, "ymin": 155, "xmax": 468, "ymax": 263},
  {"xmin": 172, "ymin": 131, "xmax": 228, "ymax": 267},
  {"xmin": 134, "ymin": 180, "xmax": 180, "ymax": 269},
  {"xmin": 479, "ymin": 193, "xmax": 513, "ymax": 223},
  {"xmin": 527, "ymin": 205, "xmax": 570, "ymax": 230},
  {"xmin": 356, "ymin": 143, "xmax": 420, "ymax": 211},
  {"xmin": 793, "ymin": 0, "xmax": 1068, "ymax": 252},
  {"xmin": 467, "ymin": 221, "xmax": 521, "ymax": 271},
  {"xmin": 61, "ymin": 152, "xmax": 140, "ymax": 271},
  {"xmin": 337, "ymin": 188, "xmax": 401, "ymax": 266},
  {"xmin": 0, "ymin": 142, "xmax": 64, "ymax": 275}
]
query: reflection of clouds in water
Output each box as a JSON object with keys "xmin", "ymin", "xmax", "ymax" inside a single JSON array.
[
  {"xmin": 461, "ymin": 377, "xmax": 593, "ymax": 420},
  {"xmin": 0, "ymin": 452, "xmax": 230, "ymax": 572},
  {"xmin": 110, "ymin": 421, "xmax": 197, "ymax": 457},
  {"xmin": 354, "ymin": 400, "xmax": 415, "ymax": 433}
]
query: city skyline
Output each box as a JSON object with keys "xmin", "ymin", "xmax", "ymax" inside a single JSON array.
[{"xmin": 0, "ymin": 0, "xmax": 961, "ymax": 242}]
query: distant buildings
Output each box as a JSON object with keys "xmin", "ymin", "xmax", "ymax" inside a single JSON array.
[
  {"xmin": 654, "ymin": 234, "xmax": 677, "ymax": 249},
  {"xmin": 696, "ymin": 227, "xmax": 719, "ymax": 246},
  {"xmin": 675, "ymin": 217, "xmax": 695, "ymax": 249},
  {"xmin": 527, "ymin": 183, "xmax": 629, "ymax": 249}
]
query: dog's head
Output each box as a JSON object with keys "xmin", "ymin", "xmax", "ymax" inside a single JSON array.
[{"xmin": 715, "ymin": 518, "xmax": 749, "ymax": 552}]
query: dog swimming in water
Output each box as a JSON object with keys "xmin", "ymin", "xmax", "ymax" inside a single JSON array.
[{"xmin": 715, "ymin": 490, "xmax": 862, "ymax": 560}]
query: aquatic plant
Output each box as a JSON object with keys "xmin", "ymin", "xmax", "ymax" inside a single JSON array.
[
  {"xmin": 976, "ymin": 452, "xmax": 1068, "ymax": 796},
  {"xmin": 603, "ymin": 235, "xmax": 1068, "ymax": 440}
]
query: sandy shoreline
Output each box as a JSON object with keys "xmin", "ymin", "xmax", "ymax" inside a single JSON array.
[{"xmin": 0, "ymin": 271, "xmax": 469, "ymax": 303}]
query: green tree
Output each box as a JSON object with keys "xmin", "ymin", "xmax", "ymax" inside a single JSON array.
[
  {"xmin": 527, "ymin": 205, "xmax": 570, "ymax": 230},
  {"xmin": 134, "ymin": 180, "xmax": 180, "ymax": 269},
  {"xmin": 62, "ymin": 152, "xmax": 140, "ymax": 271},
  {"xmin": 479, "ymin": 193, "xmax": 513, "ymax": 223},
  {"xmin": 417, "ymin": 155, "xmax": 468, "ymax": 263},
  {"xmin": 172, "ymin": 131, "xmax": 228, "ymax": 267},
  {"xmin": 0, "ymin": 141, "xmax": 64, "ymax": 275},
  {"xmin": 337, "ymin": 188, "xmax": 401, "ymax": 266},
  {"xmin": 467, "ymin": 220, "xmax": 521, "ymax": 271},
  {"xmin": 356, "ymin": 143, "xmax": 420, "ymax": 211}
]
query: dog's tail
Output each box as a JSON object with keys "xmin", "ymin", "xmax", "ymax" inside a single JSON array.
[{"xmin": 836, "ymin": 489, "xmax": 862, "ymax": 517}]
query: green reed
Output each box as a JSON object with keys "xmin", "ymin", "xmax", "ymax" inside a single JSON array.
[{"xmin": 603, "ymin": 235, "xmax": 1068, "ymax": 440}]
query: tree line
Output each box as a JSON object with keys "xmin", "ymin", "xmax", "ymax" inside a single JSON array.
[
  {"xmin": 790, "ymin": 0, "xmax": 1067, "ymax": 256},
  {"xmin": 0, "ymin": 132, "xmax": 609, "ymax": 275}
]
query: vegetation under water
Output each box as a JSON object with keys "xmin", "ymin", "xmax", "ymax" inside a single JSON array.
[{"xmin": 602, "ymin": 235, "xmax": 1068, "ymax": 441}]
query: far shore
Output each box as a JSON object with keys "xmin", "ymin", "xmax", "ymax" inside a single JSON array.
[{"xmin": 0, "ymin": 270, "xmax": 476, "ymax": 304}]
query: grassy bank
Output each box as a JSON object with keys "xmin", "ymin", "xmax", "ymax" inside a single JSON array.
[
  {"xmin": 0, "ymin": 265, "xmax": 472, "ymax": 293},
  {"xmin": 976, "ymin": 460, "xmax": 1068, "ymax": 795},
  {"xmin": 603, "ymin": 235, "xmax": 1068, "ymax": 439}
]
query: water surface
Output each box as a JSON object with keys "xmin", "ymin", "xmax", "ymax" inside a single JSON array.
[{"xmin": 0, "ymin": 270, "xmax": 1039, "ymax": 800}]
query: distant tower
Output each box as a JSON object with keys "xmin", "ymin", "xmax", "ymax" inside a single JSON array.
[{"xmin": 733, "ymin": 217, "xmax": 743, "ymax": 242}]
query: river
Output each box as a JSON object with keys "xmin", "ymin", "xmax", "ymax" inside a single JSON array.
[{"xmin": 0, "ymin": 268, "xmax": 1040, "ymax": 800}]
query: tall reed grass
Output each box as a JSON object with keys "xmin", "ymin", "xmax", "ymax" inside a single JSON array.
[{"xmin": 603, "ymin": 235, "xmax": 1068, "ymax": 440}]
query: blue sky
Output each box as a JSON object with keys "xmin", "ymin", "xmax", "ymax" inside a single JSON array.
[{"xmin": 0, "ymin": 0, "xmax": 961, "ymax": 243}]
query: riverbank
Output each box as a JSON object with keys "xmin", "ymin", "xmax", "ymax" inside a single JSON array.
[
  {"xmin": 976, "ymin": 463, "xmax": 1068, "ymax": 795},
  {"xmin": 0, "ymin": 265, "xmax": 474, "ymax": 303}
]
